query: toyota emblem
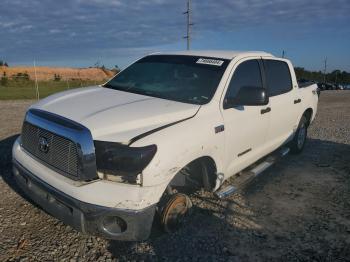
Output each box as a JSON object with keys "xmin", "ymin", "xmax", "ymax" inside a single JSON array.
[{"xmin": 38, "ymin": 136, "xmax": 49, "ymax": 153}]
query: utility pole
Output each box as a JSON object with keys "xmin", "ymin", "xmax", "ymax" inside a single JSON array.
[
  {"xmin": 183, "ymin": 0, "xmax": 193, "ymax": 50},
  {"xmin": 323, "ymin": 57, "xmax": 327, "ymax": 83},
  {"xmin": 335, "ymin": 70, "xmax": 338, "ymax": 85},
  {"xmin": 33, "ymin": 60, "xmax": 40, "ymax": 100},
  {"xmin": 282, "ymin": 50, "xmax": 285, "ymax": 58}
]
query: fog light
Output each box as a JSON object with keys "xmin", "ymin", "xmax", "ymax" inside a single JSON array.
[{"xmin": 102, "ymin": 216, "xmax": 127, "ymax": 234}]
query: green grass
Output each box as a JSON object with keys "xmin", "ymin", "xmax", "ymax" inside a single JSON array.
[{"xmin": 0, "ymin": 80, "xmax": 104, "ymax": 100}]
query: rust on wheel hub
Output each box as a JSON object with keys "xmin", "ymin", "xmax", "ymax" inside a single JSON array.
[{"xmin": 160, "ymin": 193, "xmax": 192, "ymax": 233}]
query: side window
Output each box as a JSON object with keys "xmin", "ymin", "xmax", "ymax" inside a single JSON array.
[
  {"xmin": 225, "ymin": 59, "xmax": 263, "ymax": 100},
  {"xmin": 264, "ymin": 60, "xmax": 292, "ymax": 97}
]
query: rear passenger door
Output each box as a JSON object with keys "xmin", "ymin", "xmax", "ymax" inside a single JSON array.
[{"xmin": 263, "ymin": 59, "xmax": 300, "ymax": 151}]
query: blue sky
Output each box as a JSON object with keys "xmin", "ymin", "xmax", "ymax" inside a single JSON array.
[{"xmin": 1, "ymin": 0, "xmax": 349, "ymax": 71}]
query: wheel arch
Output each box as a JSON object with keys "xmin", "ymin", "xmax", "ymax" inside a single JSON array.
[
  {"xmin": 303, "ymin": 108, "xmax": 313, "ymax": 127},
  {"xmin": 168, "ymin": 155, "xmax": 218, "ymax": 192}
]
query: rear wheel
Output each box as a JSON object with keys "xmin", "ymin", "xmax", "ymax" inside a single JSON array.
[{"xmin": 289, "ymin": 115, "xmax": 308, "ymax": 154}]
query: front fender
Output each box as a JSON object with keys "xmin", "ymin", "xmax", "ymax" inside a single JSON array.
[{"xmin": 131, "ymin": 105, "xmax": 225, "ymax": 188}]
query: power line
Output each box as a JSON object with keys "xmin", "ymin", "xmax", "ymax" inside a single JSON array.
[{"xmin": 183, "ymin": 0, "xmax": 193, "ymax": 50}]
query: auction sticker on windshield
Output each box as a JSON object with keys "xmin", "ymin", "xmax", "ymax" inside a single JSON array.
[{"xmin": 196, "ymin": 58, "xmax": 224, "ymax": 66}]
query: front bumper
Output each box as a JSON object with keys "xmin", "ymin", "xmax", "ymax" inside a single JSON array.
[{"xmin": 12, "ymin": 159, "xmax": 156, "ymax": 241}]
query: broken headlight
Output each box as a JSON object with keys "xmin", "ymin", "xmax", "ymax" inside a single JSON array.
[{"xmin": 94, "ymin": 141, "xmax": 157, "ymax": 184}]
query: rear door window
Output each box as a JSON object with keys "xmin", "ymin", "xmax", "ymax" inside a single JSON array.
[{"xmin": 264, "ymin": 60, "xmax": 292, "ymax": 97}]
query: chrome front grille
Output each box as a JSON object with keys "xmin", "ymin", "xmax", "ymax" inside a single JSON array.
[{"xmin": 21, "ymin": 121, "xmax": 79, "ymax": 178}]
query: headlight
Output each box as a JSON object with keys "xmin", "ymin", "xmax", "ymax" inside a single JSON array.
[{"xmin": 94, "ymin": 140, "xmax": 157, "ymax": 184}]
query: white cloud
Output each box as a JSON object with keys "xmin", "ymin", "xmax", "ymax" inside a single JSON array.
[
  {"xmin": 21, "ymin": 25, "xmax": 33, "ymax": 30},
  {"xmin": 49, "ymin": 29, "xmax": 62, "ymax": 34},
  {"xmin": 0, "ymin": 22, "xmax": 16, "ymax": 28},
  {"xmin": 79, "ymin": 0, "xmax": 123, "ymax": 7}
]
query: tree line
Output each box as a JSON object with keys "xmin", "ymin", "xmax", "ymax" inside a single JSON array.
[
  {"xmin": 295, "ymin": 67, "xmax": 350, "ymax": 85},
  {"xmin": 1, "ymin": 60, "xmax": 349, "ymax": 85}
]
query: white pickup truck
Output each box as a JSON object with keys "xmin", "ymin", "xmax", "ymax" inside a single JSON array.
[{"xmin": 12, "ymin": 50, "xmax": 318, "ymax": 240}]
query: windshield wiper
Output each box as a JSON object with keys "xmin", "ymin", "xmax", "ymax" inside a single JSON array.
[
  {"xmin": 128, "ymin": 88, "xmax": 162, "ymax": 98},
  {"xmin": 103, "ymin": 83, "xmax": 114, "ymax": 89},
  {"xmin": 103, "ymin": 83, "xmax": 132, "ymax": 91}
]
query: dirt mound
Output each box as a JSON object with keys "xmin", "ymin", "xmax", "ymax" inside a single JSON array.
[{"xmin": 0, "ymin": 66, "xmax": 116, "ymax": 81}]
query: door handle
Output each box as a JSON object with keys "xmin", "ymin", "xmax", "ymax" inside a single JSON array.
[
  {"xmin": 261, "ymin": 107, "xmax": 271, "ymax": 114},
  {"xmin": 294, "ymin": 98, "xmax": 301, "ymax": 104}
]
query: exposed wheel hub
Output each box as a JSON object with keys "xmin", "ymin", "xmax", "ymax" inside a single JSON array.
[{"xmin": 160, "ymin": 193, "xmax": 192, "ymax": 233}]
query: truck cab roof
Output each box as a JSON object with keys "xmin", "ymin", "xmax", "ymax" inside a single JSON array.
[{"xmin": 152, "ymin": 50, "xmax": 274, "ymax": 60}]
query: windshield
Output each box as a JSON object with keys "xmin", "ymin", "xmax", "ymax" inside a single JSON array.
[{"xmin": 104, "ymin": 55, "xmax": 229, "ymax": 105}]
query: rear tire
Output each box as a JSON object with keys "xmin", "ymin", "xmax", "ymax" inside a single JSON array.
[{"xmin": 289, "ymin": 115, "xmax": 308, "ymax": 154}]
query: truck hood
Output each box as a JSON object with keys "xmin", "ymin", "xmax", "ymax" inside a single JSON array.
[{"xmin": 31, "ymin": 86, "xmax": 200, "ymax": 144}]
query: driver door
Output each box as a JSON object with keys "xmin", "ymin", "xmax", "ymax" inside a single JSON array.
[{"xmin": 221, "ymin": 58, "xmax": 271, "ymax": 177}]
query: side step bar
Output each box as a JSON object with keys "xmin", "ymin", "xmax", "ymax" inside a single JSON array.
[{"xmin": 215, "ymin": 147, "xmax": 290, "ymax": 199}]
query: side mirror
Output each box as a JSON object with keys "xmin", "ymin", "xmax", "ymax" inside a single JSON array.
[{"xmin": 224, "ymin": 86, "xmax": 269, "ymax": 109}]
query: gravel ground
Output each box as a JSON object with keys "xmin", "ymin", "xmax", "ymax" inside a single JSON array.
[{"xmin": 0, "ymin": 91, "xmax": 349, "ymax": 261}]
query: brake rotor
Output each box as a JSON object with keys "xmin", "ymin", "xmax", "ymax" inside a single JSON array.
[{"xmin": 160, "ymin": 193, "xmax": 192, "ymax": 233}]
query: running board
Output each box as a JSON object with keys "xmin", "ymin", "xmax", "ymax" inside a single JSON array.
[{"xmin": 215, "ymin": 147, "xmax": 290, "ymax": 199}]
